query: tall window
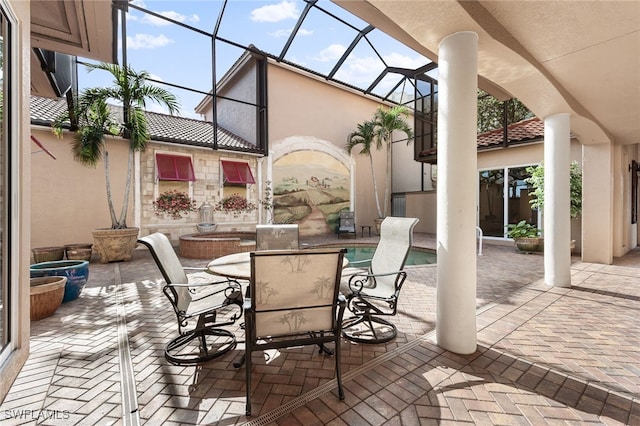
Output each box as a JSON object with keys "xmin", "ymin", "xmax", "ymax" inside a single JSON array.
[
  {"xmin": 479, "ymin": 166, "xmax": 538, "ymax": 238},
  {"xmin": 0, "ymin": 4, "xmax": 11, "ymax": 360}
]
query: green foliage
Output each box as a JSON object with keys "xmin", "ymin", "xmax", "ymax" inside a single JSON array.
[
  {"xmin": 477, "ymin": 90, "xmax": 534, "ymax": 133},
  {"xmin": 52, "ymin": 62, "xmax": 180, "ymax": 229},
  {"xmin": 506, "ymin": 220, "xmax": 540, "ymax": 239},
  {"xmin": 525, "ymin": 161, "xmax": 582, "ymax": 219}
]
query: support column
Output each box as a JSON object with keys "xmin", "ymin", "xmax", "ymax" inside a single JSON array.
[
  {"xmin": 436, "ymin": 31, "xmax": 478, "ymax": 354},
  {"xmin": 582, "ymin": 143, "xmax": 614, "ymax": 263},
  {"xmin": 544, "ymin": 113, "xmax": 572, "ymax": 287}
]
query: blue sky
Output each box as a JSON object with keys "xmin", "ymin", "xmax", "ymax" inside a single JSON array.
[{"xmin": 79, "ymin": 0, "xmax": 430, "ymax": 119}]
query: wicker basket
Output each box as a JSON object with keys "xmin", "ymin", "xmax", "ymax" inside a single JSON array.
[
  {"xmin": 65, "ymin": 243, "xmax": 93, "ymax": 261},
  {"xmin": 30, "ymin": 276, "xmax": 67, "ymax": 321},
  {"xmin": 32, "ymin": 246, "xmax": 65, "ymax": 263}
]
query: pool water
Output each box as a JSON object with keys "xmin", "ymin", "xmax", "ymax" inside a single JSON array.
[{"xmin": 343, "ymin": 246, "xmax": 436, "ymax": 266}]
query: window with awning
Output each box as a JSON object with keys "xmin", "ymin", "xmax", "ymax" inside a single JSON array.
[
  {"xmin": 156, "ymin": 153, "xmax": 195, "ymax": 181},
  {"xmin": 221, "ymin": 160, "xmax": 255, "ymax": 184}
]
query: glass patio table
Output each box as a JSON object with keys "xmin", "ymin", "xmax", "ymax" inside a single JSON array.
[{"xmin": 207, "ymin": 251, "xmax": 349, "ymax": 280}]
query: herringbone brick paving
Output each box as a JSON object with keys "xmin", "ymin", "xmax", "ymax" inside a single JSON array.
[{"xmin": 2, "ymin": 233, "xmax": 639, "ymax": 425}]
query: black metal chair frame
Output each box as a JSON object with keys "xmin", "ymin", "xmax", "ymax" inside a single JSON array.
[
  {"xmin": 242, "ymin": 249, "xmax": 347, "ymax": 416},
  {"xmin": 138, "ymin": 233, "xmax": 244, "ymax": 365}
]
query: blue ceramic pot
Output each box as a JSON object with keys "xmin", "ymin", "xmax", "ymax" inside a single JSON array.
[{"xmin": 30, "ymin": 260, "xmax": 90, "ymax": 303}]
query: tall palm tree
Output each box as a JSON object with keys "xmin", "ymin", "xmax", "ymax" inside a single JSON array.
[
  {"xmin": 54, "ymin": 63, "xmax": 180, "ymax": 229},
  {"xmin": 346, "ymin": 120, "xmax": 383, "ymax": 219},
  {"xmin": 372, "ymin": 105, "xmax": 413, "ymax": 218}
]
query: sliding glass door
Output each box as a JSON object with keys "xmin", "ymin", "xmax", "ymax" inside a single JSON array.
[{"xmin": 478, "ymin": 166, "xmax": 539, "ymax": 238}]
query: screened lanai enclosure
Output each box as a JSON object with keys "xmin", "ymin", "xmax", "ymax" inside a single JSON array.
[{"xmin": 53, "ymin": 0, "xmax": 537, "ymax": 239}]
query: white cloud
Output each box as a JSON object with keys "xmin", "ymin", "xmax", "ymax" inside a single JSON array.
[
  {"xmin": 314, "ymin": 44, "xmax": 346, "ymax": 62},
  {"xmin": 269, "ymin": 27, "xmax": 313, "ymax": 38},
  {"xmin": 126, "ymin": 33, "xmax": 174, "ymax": 50},
  {"xmin": 382, "ymin": 52, "xmax": 427, "ymax": 69},
  {"xmin": 141, "ymin": 11, "xmax": 200, "ymax": 26},
  {"xmin": 250, "ymin": 1, "xmax": 299, "ymax": 23}
]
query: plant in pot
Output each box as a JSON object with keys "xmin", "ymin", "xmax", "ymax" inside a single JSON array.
[
  {"xmin": 53, "ymin": 63, "xmax": 180, "ymax": 262},
  {"xmin": 347, "ymin": 105, "xmax": 413, "ymax": 233},
  {"xmin": 506, "ymin": 220, "xmax": 541, "ymax": 253}
]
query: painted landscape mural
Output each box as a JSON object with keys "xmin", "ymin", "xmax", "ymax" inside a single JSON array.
[{"xmin": 273, "ymin": 150, "xmax": 350, "ymax": 235}]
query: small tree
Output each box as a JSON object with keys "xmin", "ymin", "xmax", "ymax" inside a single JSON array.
[
  {"xmin": 53, "ymin": 63, "xmax": 180, "ymax": 229},
  {"xmin": 346, "ymin": 120, "xmax": 383, "ymax": 219},
  {"xmin": 372, "ymin": 105, "xmax": 413, "ymax": 218},
  {"xmin": 526, "ymin": 161, "xmax": 582, "ymax": 219}
]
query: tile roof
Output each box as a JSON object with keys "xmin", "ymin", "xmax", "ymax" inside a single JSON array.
[
  {"xmin": 30, "ymin": 96, "xmax": 260, "ymax": 153},
  {"xmin": 477, "ymin": 117, "xmax": 543, "ymax": 148}
]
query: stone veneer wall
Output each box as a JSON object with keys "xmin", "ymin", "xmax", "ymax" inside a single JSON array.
[{"xmin": 139, "ymin": 144, "xmax": 258, "ymax": 242}]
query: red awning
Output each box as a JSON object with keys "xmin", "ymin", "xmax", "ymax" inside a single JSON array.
[
  {"xmin": 156, "ymin": 153, "xmax": 196, "ymax": 181},
  {"xmin": 221, "ymin": 160, "xmax": 255, "ymax": 184}
]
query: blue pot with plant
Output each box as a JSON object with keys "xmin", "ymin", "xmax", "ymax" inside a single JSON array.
[{"xmin": 30, "ymin": 260, "xmax": 90, "ymax": 303}]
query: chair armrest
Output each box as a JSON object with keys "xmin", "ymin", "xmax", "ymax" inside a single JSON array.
[
  {"xmin": 347, "ymin": 270, "xmax": 407, "ymax": 293},
  {"xmin": 348, "ymin": 259, "xmax": 371, "ymax": 267}
]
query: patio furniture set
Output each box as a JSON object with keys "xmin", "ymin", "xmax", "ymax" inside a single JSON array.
[{"xmin": 137, "ymin": 216, "xmax": 419, "ymax": 416}]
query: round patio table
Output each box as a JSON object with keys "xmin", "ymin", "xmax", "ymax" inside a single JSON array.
[{"xmin": 207, "ymin": 251, "xmax": 349, "ymax": 280}]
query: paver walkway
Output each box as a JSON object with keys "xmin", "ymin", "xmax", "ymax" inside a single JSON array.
[{"xmin": 2, "ymin": 233, "xmax": 639, "ymax": 425}]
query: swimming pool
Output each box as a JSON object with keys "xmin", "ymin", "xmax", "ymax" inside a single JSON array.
[{"xmin": 321, "ymin": 244, "xmax": 436, "ymax": 266}]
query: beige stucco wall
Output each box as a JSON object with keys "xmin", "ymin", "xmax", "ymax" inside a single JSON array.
[
  {"xmin": 30, "ymin": 128, "xmax": 133, "ymax": 251},
  {"xmin": 266, "ymin": 62, "xmax": 394, "ymax": 232}
]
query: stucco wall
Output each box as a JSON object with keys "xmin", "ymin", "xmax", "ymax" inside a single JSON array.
[
  {"xmin": 267, "ymin": 62, "xmax": 395, "ymax": 232},
  {"xmin": 30, "ymin": 128, "xmax": 133, "ymax": 251}
]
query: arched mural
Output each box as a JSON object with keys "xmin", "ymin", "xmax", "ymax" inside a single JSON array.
[{"xmin": 269, "ymin": 137, "xmax": 355, "ymax": 236}]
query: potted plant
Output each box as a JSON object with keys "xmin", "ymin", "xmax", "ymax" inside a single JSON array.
[
  {"xmin": 347, "ymin": 105, "xmax": 413, "ymax": 233},
  {"xmin": 154, "ymin": 190, "xmax": 197, "ymax": 220},
  {"xmin": 53, "ymin": 63, "xmax": 180, "ymax": 262},
  {"xmin": 506, "ymin": 220, "xmax": 541, "ymax": 252},
  {"xmin": 216, "ymin": 193, "xmax": 257, "ymax": 218}
]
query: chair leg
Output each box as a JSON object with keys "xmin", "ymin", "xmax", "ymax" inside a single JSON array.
[
  {"xmin": 342, "ymin": 314, "xmax": 397, "ymax": 344},
  {"xmin": 165, "ymin": 327, "xmax": 237, "ymax": 365}
]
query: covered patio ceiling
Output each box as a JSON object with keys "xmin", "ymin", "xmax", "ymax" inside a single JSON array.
[{"xmin": 334, "ymin": 0, "xmax": 640, "ymax": 147}]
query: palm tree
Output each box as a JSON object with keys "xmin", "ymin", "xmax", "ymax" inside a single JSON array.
[
  {"xmin": 53, "ymin": 63, "xmax": 180, "ymax": 229},
  {"xmin": 346, "ymin": 120, "xmax": 383, "ymax": 219},
  {"xmin": 372, "ymin": 105, "xmax": 413, "ymax": 218}
]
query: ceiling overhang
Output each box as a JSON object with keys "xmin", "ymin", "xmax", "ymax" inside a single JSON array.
[
  {"xmin": 334, "ymin": 0, "xmax": 640, "ymax": 146},
  {"xmin": 30, "ymin": 0, "xmax": 116, "ymax": 99}
]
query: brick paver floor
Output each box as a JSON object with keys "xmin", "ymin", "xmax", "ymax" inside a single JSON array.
[{"xmin": 2, "ymin": 233, "xmax": 639, "ymax": 425}]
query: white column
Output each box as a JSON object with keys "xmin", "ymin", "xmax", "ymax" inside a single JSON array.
[
  {"xmin": 582, "ymin": 143, "xmax": 614, "ymax": 263},
  {"xmin": 436, "ymin": 31, "xmax": 478, "ymax": 354},
  {"xmin": 544, "ymin": 113, "xmax": 572, "ymax": 287}
]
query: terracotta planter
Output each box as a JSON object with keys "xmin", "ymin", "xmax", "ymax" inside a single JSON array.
[
  {"xmin": 515, "ymin": 237, "xmax": 541, "ymax": 253},
  {"xmin": 32, "ymin": 246, "xmax": 65, "ymax": 263},
  {"xmin": 30, "ymin": 276, "xmax": 67, "ymax": 320},
  {"xmin": 65, "ymin": 243, "xmax": 93, "ymax": 261},
  {"xmin": 30, "ymin": 260, "xmax": 89, "ymax": 303},
  {"xmin": 373, "ymin": 218, "xmax": 384, "ymax": 235},
  {"xmin": 92, "ymin": 227, "xmax": 139, "ymax": 263}
]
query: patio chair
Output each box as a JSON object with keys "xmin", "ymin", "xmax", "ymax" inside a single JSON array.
[
  {"xmin": 340, "ymin": 217, "xmax": 419, "ymax": 344},
  {"xmin": 243, "ymin": 248, "xmax": 347, "ymax": 416},
  {"xmin": 337, "ymin": 211, "xmax": 356, "ymax": 239},
  {"xmin": 255, "ymin": 224, "xmax": 299, "ymax": 250},
  {"xmin": 137, "ymin": 233, "xmax": 243, "ymax": 365}
]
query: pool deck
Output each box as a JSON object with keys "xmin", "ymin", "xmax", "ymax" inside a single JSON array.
[{"xmin": 2, "ymin": 232, "xmax": 639, "ymax": 425}]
